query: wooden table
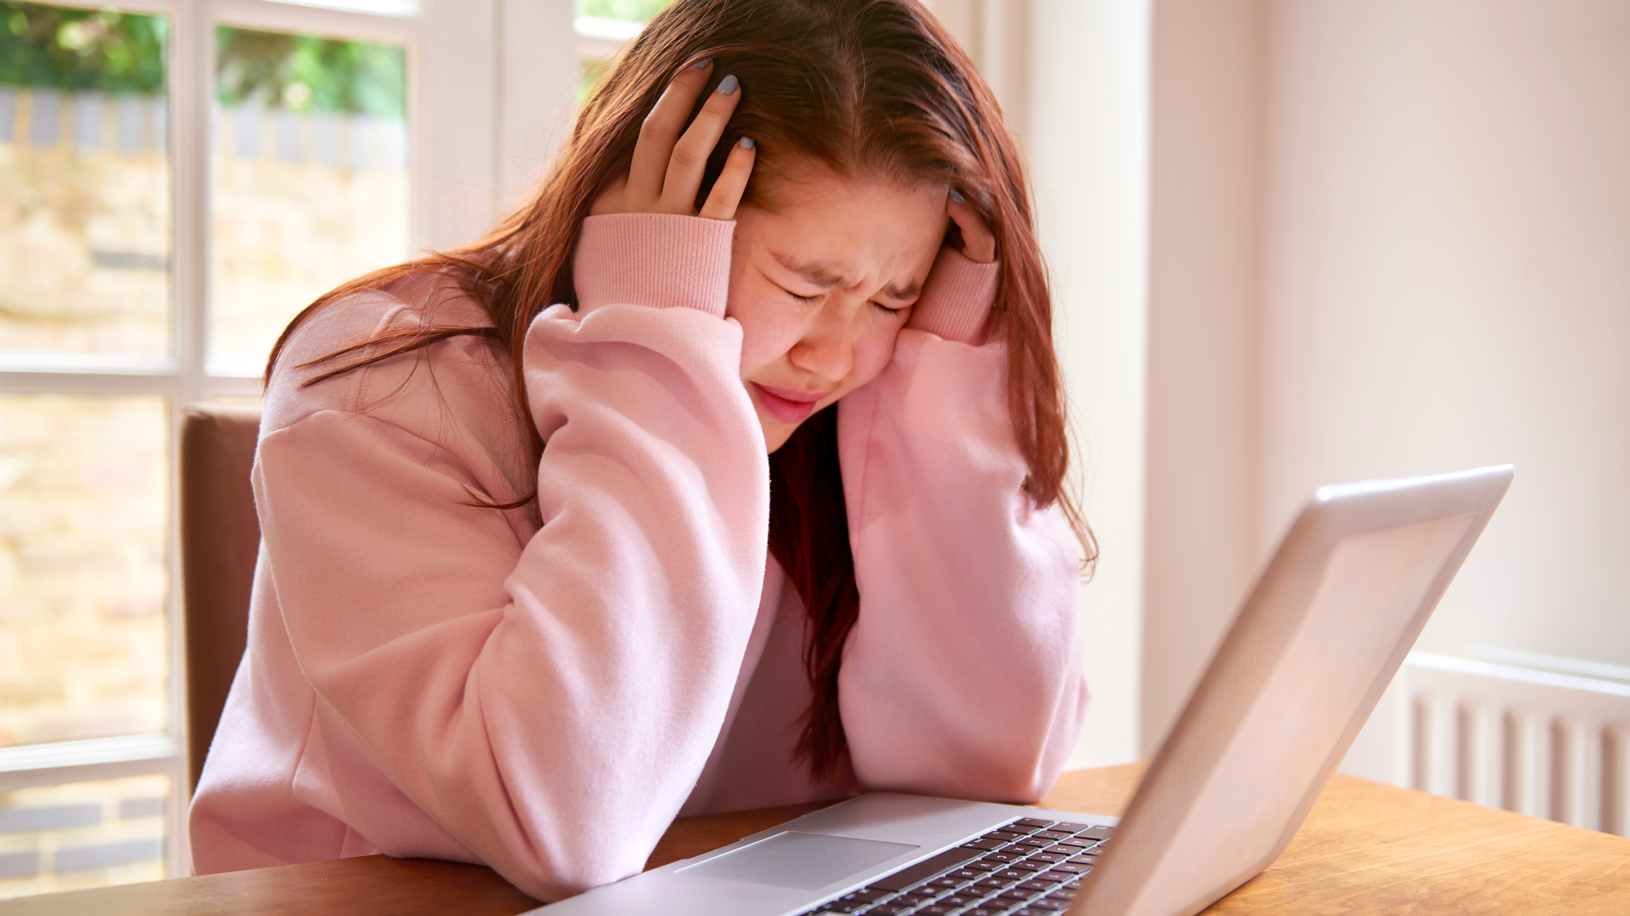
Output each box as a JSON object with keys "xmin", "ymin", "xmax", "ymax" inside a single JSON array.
[{"xmin": 11, "ymin": 765, "xmax": 1630, "ymax": 914}]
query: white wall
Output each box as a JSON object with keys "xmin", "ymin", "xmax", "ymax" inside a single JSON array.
[
  {"xmin": 1142, "ymin": 0, "xmax": 1266, "ymax": 753},
  {"xmin": 927, "ymin": 0, "xmax": 1033, "ymax": 135},
  {"xmin": 927, "ymin": 0, "xmax": 1152, "ymax": 769},
  {"xmin": 1028, "ymin": 0, "xmax": 1152, "ymax": 768},
  {"xmin": 1260, "ymin": 0, "xmax": 1630, "ymax": 666},
  {"xmin": 1143, "ymin": 0, "xmax": 1630, "ymax": 753},
  {"xmin": 932, "ymin": 0, "xmax": 1152, "ymax": 769}
]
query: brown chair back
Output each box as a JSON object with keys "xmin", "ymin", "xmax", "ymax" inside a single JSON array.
[{"xmin": 179, "ymin": 403, "xmax": 262, "ymax": 796}]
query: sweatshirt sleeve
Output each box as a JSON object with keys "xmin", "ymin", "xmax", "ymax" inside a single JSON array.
[
  {"xmin": 836, "ymin": 256, "xmax": 1087, "ymax": 803},
  {"xmin": 903, "ymin": 247, "xmax": 1002, "ymax": 345},
  {"xmin": 255, "ymin": 214, "xmax": 768, "ymax": 900}
]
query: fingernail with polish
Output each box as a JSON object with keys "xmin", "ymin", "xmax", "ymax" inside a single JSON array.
[
  {"xmin": 717, "ymin": 74, "xmax": 739, "ymax": 94},
  {"xmin": 692, "ymin": 57, "xmax": 712, "ymax": 69},
  {"xmin": 949, "ymin": 188, "xmax": 966, "ymax": 203},
  {"xmin": 739, "ymin": 136, "xmax": 755, "ymax": 149}
]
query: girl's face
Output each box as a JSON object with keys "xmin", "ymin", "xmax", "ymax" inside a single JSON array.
[{"xmin": 727, "ymin": 160, "xmax": 949, "ymax": 452}]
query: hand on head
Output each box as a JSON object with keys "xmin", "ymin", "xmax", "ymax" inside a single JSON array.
[
  {"xmin": 946, "ymin": 190, "xmax": 996, "ymax": 264},
  {"xmin": 590, "ymin": 60, "xmax": 758, "ymax": 221}
]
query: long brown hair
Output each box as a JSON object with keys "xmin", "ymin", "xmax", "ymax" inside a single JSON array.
[{"xmin": 267, "ymin": 0, "xmax": 1094, "ymax": 780}]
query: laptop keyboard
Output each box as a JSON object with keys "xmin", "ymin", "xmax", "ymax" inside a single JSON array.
[{"xmin": 799, "ymin": 817, "xmax": 1113, "ymax": 916}]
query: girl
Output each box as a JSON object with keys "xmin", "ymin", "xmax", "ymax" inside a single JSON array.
[{"xmin": 190, "ymin": 0, "xmax": 1093, "ymax": 901}]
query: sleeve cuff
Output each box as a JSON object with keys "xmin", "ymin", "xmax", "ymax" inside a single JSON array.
[
  {"xmin": 905, "ymin": 249, "xmax": 1000, "ymax": 345},
  {"xmin": 572, "ymin": 213, "xmax": 736, "ymax": 318}
]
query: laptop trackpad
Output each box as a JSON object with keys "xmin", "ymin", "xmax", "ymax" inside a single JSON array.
[{"xmin": 678, "ymin": 832, "xmax": 919, "ymax": 890}]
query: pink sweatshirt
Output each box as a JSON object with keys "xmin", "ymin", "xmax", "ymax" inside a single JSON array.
[{"xmin": 188, "ymin": 213, "xmax": 1086, "ymax": 901}]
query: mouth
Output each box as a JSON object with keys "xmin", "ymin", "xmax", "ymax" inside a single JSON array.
[{"xmin": 750, "ymin": 383, "xmax": 827, "ymax": 424}]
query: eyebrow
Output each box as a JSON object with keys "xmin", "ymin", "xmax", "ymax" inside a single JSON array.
[{"xmin": 770, "ymin": 251, "xmax": 922, "ymax": 303}]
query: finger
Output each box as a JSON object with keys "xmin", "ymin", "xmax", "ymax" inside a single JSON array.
[
  {"xmin": 661, "ymin": 73, "xmax": 743, "ymax": 213},
  {"xmin": 627, "ymin": 59, "xmax": 714, "ymax": 206},
  {"xmin": 699, "ymin": 137, "xmax": 757, "ymax": 221},
  {"xmin": 947, "ymin": 191, "xmax": 997, "ymax": 263}
]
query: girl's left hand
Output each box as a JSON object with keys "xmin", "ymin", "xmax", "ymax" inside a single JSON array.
[{"xmin": 948, "ymin": 191, "xmax": 996, "ymax": 263}]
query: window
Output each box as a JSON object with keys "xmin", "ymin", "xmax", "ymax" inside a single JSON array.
[
  {"xmin": 209, "ymin": 24, "xmax": 411, "ymax": 375},
  {"xmin": 1, "ymin": 0, "xmax": 569, "ymax": 896},
  {"xmin": 574, "ymin": 0, "xmax": 671, "ymax": 103}
]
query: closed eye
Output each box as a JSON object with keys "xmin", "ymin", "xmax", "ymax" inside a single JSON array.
[{"xmin": 779, "ymin": 284, "xmax": 909, "ymax": 315}]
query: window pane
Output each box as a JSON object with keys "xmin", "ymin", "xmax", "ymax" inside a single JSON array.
[
  {"xmin": 0, "ymin": 773, "xmax": 169, "ymax": 899},
  {"xmin": 576, "ymin": 0, "xmax": 671, "ymax": 22},
  {"xmin": 574, "ymin": 0, "xmax": 673, "ymax": 105},
  {"xmin": 0, "ymin": 395, "xmax": 169, "ymax": 748},
  {"xmin": 0, "ymin": 3, "xmax": 172, "ymax": 358},
  {"xmin": 209, "ymin": 26, "xmax": 409, "ymax": 377},
  {"xmin": 270, "ymin": 0, "xmax": 419, "ymax": 15}
]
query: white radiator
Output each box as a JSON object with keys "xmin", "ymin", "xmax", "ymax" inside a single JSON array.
[{"xmin": 1340, "ymin": 651, "xmax": 1630, "ymax": 836}]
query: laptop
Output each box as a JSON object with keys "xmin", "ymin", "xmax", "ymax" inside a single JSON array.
[{"xmin": 528, "ymin": 465, "xmax": 1514, "ymax": 916}]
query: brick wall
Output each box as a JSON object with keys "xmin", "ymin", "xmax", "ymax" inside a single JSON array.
[{"xmin": 0, "ymin": 774, "xmax": 168, "ymax": 899}]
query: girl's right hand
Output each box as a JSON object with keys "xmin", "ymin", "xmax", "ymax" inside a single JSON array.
[{"xmin": 590, "ymin": 60, "xmax": 757, "ymax": 221}]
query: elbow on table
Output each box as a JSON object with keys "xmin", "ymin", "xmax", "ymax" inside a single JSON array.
[
  {"xmin": 965, "ymin": 752, "xmax": 1067, "ymax": 806},
  {"xmin": 490, "ymin": 846, "xmax": 649, "ymax": 905}
]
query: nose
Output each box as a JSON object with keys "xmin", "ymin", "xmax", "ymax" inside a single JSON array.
[{"xmin": 788, "ymin": 301, "xmax": 858, "ymax": 383}]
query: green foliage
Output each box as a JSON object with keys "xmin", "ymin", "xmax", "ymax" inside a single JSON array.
[
  {"xmin": 216, "ymin": 26, "xmax": 405, "ymax": 119},
  {"xmin": 577, "ymin": 0, "xmax": 672, "ymax": 23},
  {"xmin": 576, "ymin": 57, "xmax": 611, "ymax": 107},
  {"xmin": 0, "ymin": 1, "xmax": 168, "ymax": 93}
]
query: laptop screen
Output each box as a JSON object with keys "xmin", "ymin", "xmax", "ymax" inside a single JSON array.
[{"xmin": 1085, "ymin": 511, "xmax": 1478, "ymax": 916}]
